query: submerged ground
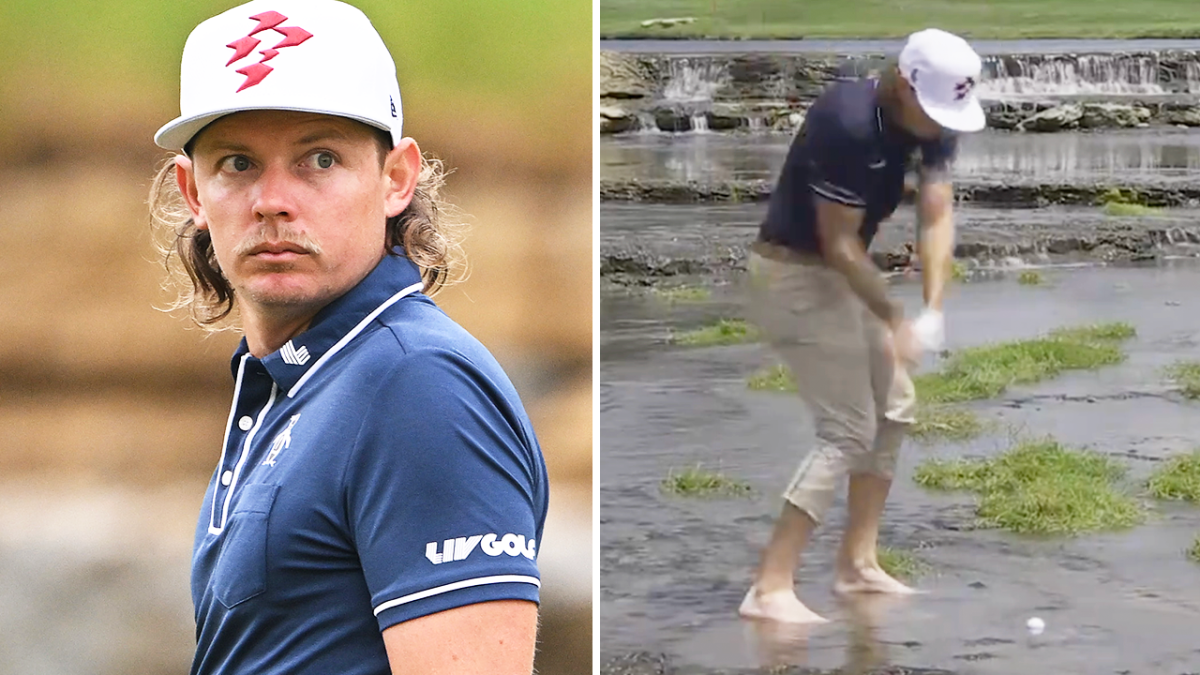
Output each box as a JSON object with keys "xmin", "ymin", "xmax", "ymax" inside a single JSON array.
[{"xmin": 600, "ymin": 262, "xmax": 1200, "ymax": 674}]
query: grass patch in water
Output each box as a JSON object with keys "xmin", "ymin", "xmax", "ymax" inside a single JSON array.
[
  {"xmin": 914, "ymin": 438, "xmax": 1144, "ymax": 535},
  {"xmin": 747, "ymin": 322, "xmax": 1133, "ymax": 442},
  {"xmin": 1103, "ymin": 202, "xmax": 1163, "ymax": 217},
  {"xmin": 1017, "ymin": 270, "xmax": 1044, "ymax": 286},
  {"xmin": 912, "ymin": 321, "xmax": 1135, "ymax": 404},
  {"xmin": 910, "ymin": 406, "xmax": 986, "ymax": 442},
  {"xmin": 747, "ymin": 364, "xmax": 797, "ymax": 392},
  {"xmin": 1164, "ymin": 360, "xmax": 1200, "ymax": 399},
  {"xmin": 1188, "ymin": 536, "xmax": 1200, "ymax": 563},
  {"xmin": 877, "ymin": 546, "xmax": 930, "ymax": 581},
  {"xmin": 660, "ymin": 464, "xmax": 753, "ymax": 498},
  {"xmin": 672, "ymin": 318, "xmax": 759, "ymax": 347},
  {"xmin": 1147, "ymin": 450, "xmax": 1200, "ymax": 502},
  {"xmin": 951, "ymin": 260, "xmax": 969, "ymax": 282},
  {"xmin": 651, "ymin": 285, "xmax": 711, "ymax": 303}
]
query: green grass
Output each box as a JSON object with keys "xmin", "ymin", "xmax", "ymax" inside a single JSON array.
[
  {"xmin": 951, "ymin": 261, "xmax": 969, "ymax": 282},
  {"xmin": 1147, "ymin": 451, "xmax": 1200, "ymax": 502},
  {"xmin": 660, "ymin": 464, "xmax": 753, "ymax": 498},
  {"xmin": 746, "ymin": 322, "xmax": 1134, "ymax": 441},
  {"xmin": 910, "ymin": 406, "xmax": 987, "ymax": 442},
  {"xmin": 747, "ymin": 363, "xmax": 796, "ymax": 392},
  {"xmin": 1164, "ymin": 360, "xmax": 1200, "ymax": 399},
  {"xmin": 1188, "ymin": 536, "xmax": 1200, "ymax": 563},
  {"xmin": 672, "ymin": 318, "xmax": 759, "ymax": 346},
  {"xmin": 877, "ymin": 546, "xmax": 931, "ymax": 581},
  {"xmin": 1018, "ymin": 270, "xmax": 1044, "ymax": 286},
  {"xmin": 600, "ymin": 0, "xmax": 1200, "ymax": 39},
  {"xmin": 651, "ymin": 285, "xmax": 712, "ymax": 303},
  {"xmin": 912, "ymin": 322, "xmax": 1135, "ymax": 405},
  {"xmin": 1103, "ymin": 202, "xmax": 1164, "ymax": 217},
  {"xmin": 914, "ymin": 438, "xmax": 1145, "ymax": 535}
]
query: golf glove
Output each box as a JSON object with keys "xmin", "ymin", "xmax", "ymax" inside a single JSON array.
[{"xmin": 912, "ymin": 308, "xmax": 945, "ymax": 352}]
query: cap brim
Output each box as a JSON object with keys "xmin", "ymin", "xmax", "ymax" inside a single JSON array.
[
  {"xmin": 913, "ymin": 89, "xmax": 986, "ymax": 133},
  {"xmin": 154, "ymin": 105, "xmax": 397, "ymax": 151}
]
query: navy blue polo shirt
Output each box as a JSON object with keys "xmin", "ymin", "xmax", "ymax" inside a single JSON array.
[
  {"xmin": 758, "ymin": 77, "xmax": 958, "ymax": 254},
  {"xmin": 188, "ymin": 252, "xmax": 548, "ymax": 675}
]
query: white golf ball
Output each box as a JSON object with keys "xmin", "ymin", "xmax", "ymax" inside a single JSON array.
[{"xmin": 1026, "ymin": 617, "xmax": 1045, "ymax": 633}]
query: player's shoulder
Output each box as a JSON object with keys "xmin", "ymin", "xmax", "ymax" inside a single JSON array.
[
  {"xmin": 806, "ymin": 78, "xmax": 880, "ymax": 146},
  {"xmin": 364, "ymin": 295, "xmax": 517, "ymax": 396}
]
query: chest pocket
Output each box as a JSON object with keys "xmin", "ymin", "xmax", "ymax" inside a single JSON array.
[{"xmin": 213, "ymin": 483, "xmax": 279, "ymax": 609}]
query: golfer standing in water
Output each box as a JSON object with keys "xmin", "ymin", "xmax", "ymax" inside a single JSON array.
[{"xmin": 741, "ymin": 29, "xmax": 986, "ymax": 624}]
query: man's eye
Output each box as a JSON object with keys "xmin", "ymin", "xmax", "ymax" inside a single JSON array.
[
  {"xmin": 222, "ymin": 156, "xmax": 252, "ymax": 172},
  {"xmin": 313, "ymin": 152, "xmax": 335, "ymax": 169}
]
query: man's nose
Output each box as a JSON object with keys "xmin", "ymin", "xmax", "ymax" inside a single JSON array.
[{"xmin": 252, "ymin": 164, "xmax": 298, "ymax": 221}]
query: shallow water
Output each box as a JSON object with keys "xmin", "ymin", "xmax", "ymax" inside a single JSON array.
[
  {"xmin": 600, "ymin": 261, "xmax": 1200, "ymax": 673},
  {"xmin": 600, "ymin": 129, "xmax": 1200, "ymax": 184}
]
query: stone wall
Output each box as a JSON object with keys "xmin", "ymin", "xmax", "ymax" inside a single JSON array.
[{"xmin": 600, "ymin": 50, "xmax": 1200, "ymax": 134}]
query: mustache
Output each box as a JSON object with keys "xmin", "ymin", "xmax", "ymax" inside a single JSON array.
[{"xmin": 232, "ymin": 226, "xmax": 324, "ymax": 257}]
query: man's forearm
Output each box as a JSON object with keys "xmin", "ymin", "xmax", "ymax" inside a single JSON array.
[
  {"xmin": 917, "ymin": 181, "xmax": 956, "ymax": 311},
  {"xmin": 825, "ymin": 237, "xmax": 903, "ymax": 326},
  {"xmin": 918, "ymin": 214, "xmax": 954, "ymax": 311}
]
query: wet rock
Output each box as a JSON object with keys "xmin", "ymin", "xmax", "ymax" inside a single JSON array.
[
  {"xmin": 599, "ymin": 653, "xmax": 962, "ymax": 675},
  {"xmin": 654, "ymin": 109, "xmax": 692, "ymax": 133},
  {"xmin": 705, "ymin": 109, "xmax": 743, "ymax": 131},
  {"xmin": 601, "ymin": 652, "xmax": 670, "ymax": 675},
  {"xmin": 601, "ymin": 51, "xmax": 653, "ymax": 100},
  {"xmin": 601, "ymin": 106, "xmax": 639, "ymax": 135},
  {"xmin": 1161, "ymin": 105, "xmax": 1200, "ymax": 126},
  {"xmin": 600, "ymin": 177, "xmax": 1200, "ymax": 209},
  {"xmin": 1078, "ymin": 103, "xmax": 1151, "ymax": 129},
  {"xmin": 600, "ymin": 178, "xmax": 773, "ymax": 204},
  {"xmin": 1017, "ymin": 104, "xmax": 1084, "ymax": 132}
]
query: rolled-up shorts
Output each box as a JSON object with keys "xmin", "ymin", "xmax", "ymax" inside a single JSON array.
[{"xmin": 746, "ymin": 245, "xmax": 917, "ymax": 524}]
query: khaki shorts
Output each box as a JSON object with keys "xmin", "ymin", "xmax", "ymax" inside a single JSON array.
[{"xmin": 746, "ymin": 249, "xmax": 916, "ymax": 524}]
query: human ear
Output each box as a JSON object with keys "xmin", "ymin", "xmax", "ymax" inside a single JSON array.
[{"xmin": 174, "ymin": 155, "xmax": 208, "ymax": 230}]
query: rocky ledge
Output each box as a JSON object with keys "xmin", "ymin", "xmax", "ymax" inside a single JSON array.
[
  {"xmin": 600, "ymin": 50, "xmax": 1200, "ymax": 135},
  {"xmin": 601, "ymin": 652, "xmax": 958, "ymax": 675},
  {"xmin": 601, "ymin": 100, "xmax": 1200, "ymax": 135},
  {"xmin": 599, "ymin": 177, "xmax": 1200, "ymax": 208}
]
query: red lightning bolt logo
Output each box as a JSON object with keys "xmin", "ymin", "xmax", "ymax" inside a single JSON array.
[{"xmin": 224, "ymin": 11, "xmax": 313, "ymax": 92}]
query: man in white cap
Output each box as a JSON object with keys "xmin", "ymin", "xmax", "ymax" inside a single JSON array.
[
  {"xmin": 741, "ymin": 28, "xmax": 985, "ymax": 623},
  {"xmin": 148, "ymin": 1, "xmax": 548, "ymax": 671}
]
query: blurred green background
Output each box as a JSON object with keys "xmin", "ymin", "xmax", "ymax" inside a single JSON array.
[{"xmin": 0, "ymin": 2, "xmax": 592, "ymax": 674}]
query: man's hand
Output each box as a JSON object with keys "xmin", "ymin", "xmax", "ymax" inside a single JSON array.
[
  {"xmin": 889, "ymin": 319, "xmax": 924, "ymax": 366},
  {"xmin": 912, "ymin": 308, "xmax": 944, "ymax": 352},
  {"xmin": 382, "ymin": 599, "xmax": 537, "ymax": 675},
  {"xmin": 815, "ymin": 198, "xmax": 905, "ymax": 328}
]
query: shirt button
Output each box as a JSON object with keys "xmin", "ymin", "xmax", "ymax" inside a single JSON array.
[
  {"xmin": 238, "ymin": 415, "xmax": 254, "ymax": 431},
  {"xmin": 221, "ymin": 471, "xmax": 233, "ymax": 486}
]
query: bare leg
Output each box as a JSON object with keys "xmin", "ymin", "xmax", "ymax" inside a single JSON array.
[
  {"xmin": 833, "ymin": 468, "xmax": 916, "ymax": 595},
  {"xmin": 739, "ymin": 503, "xmax": 828, "ymax": 623}
]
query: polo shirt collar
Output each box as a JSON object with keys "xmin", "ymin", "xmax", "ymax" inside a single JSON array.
[{"xmin": 229, "ymin": 252, "xmax": 425, "ymax": 395}]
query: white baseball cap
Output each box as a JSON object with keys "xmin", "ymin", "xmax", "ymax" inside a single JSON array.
[
  {"xmin": 898, "ymin": 28, "xmax": 986, "ymax": 133},
  {"xmin": 155, "ymin": 0, "xmax": 403, "ymax": 151}
]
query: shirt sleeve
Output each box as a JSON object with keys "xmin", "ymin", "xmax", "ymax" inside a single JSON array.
[
  {"xmin": 803, "ymin": 107, "xmax": 871, "ymax": 208},
  {"xmin": 343, "ymin": 348, "xmax": 547, "ymax": 631},
  {"xmin": 920, "ymin": 133, "xmax": 959, "ymax": 174}
]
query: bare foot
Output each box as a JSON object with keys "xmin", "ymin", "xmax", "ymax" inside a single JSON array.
[
  {"xmin": 738, "ymin": 587, "xmax": 829, "ymax": 624},
  {"xmin": 833, "ymin": 565, "xmax": 920, "ymax": 596}
]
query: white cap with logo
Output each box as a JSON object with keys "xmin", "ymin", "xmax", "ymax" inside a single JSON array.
[
  {"xmin": 898, "ymin": 28, "xmax": 986, "ymax": 133},
  {"xmin": 155, "ymin": 0, "xmax": 403, "ymax": 151}
]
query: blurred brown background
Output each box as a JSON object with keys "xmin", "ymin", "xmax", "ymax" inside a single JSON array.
[{"xmin": 0, "ymin": 1, "xmax": 592, "ymax": 673}]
